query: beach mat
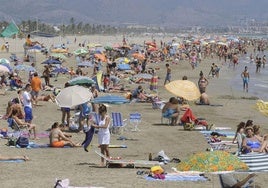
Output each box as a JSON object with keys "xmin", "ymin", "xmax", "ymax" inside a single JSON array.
[
  {"xmin": 0, "ymin": 159, "xmax": 24, "ymax": 163},
  {"xmin": 145, "ymin": 173, "xmax": 207, "ymax": 181},
  {"xmin": 19, "ymin": 142, "xmax": 72, "ymax": 149}
]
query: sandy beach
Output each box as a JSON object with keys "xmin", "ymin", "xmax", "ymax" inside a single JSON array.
[{"xmin": 0, "ymin": 35, "xmax": 268, "ymax": 188}]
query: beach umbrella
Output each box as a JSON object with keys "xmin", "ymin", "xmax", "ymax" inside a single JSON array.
[
  {"xmin": 92, "ymin": 94, "xmax": 130, "ymax": 104},
  {"xmin": 0, "ymin": 64, "xmax": 10, "ymax": 73},
  {"xmin": 112, "ymin": 43, "xmax": 121, "ymax": 49},
  {"xmin": 132, "ymin": 53, "xmax": 145, "ymax": 60},
  {"xmin": 77, "ymin": 61, "xmax": 93, "ymax": 67},
  {"xmin": 14, "ymin": 64, "xmax": 36, "ymax": 72},
  {"xmin": 42, "ymin": 59, "xmax": 62, "ymax": 65},
  {"xmin": 115, "ymin": 57, "xmax": 130, "ymax": 64},
  {"xmin": 0, "ymin": 62, "xmax": 12, "ymax": 72},
  {"xmin": 104, "ymin": 46, "xmax": 113, "ymax": 51},
  {"xmin": 117, "ymin": 63, "xmax": 131, "ymax": 71},
  {"xmin": 50, "ymin": 53, "xmax": 67, "ymax": 59},
  {"xmin": 0, "ymin": 58, "xmax": 10, "ymax": 64},
  {"xmin": 52, "ymin": 67, "xmax": 69, "ymax": 73},
  {"xmin": 73, "ymin": 48, "xmax": 89, "ymax": 56},
  {"xmin": 68, "ymin": 76, "xmax": 95, "ymax": 86},
  {"xmin": 176, "ymin": 151, "xmax": 248, "ymax": 173},
  {"xmin": 55, "ymin": 85, "xmax": 93, "ymax": 108},
  {"xmin": 165, "ymin": 80, "xmax": 201, "ymax": 101},
  {"xmin": 94, "ymin": 53, "xmax": 107, "ymax": 62},
  {"xmin": 87, "ymin": 43, "xmax": 102, "ymax": 48}
]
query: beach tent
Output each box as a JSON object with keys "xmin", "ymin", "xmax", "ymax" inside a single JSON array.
[{"xmin": 0, "ymin": 21, "xmax": 19, "ymax": 38}]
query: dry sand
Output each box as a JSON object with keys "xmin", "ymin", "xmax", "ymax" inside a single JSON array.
[{"xmin": 0, "ymin": 35, "xmax": 268, "ymax": 188}]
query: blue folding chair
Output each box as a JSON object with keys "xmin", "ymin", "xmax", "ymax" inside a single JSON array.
[
  {"xmin": 129, "ymin": 112, "xmax": 141, "ymax": 131},
  {"xmin": 111, "ymin": 112, "xmax": 127, "ymax": 134}
]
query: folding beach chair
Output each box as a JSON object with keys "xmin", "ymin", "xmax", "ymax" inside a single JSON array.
[
  {"xmin": 161, "ymin": 114, "xmax": 172, "ymax": 125},
  {"xmin": 111, "ymin": 112, "xmax": 127, "ymax": 134},
  {"xmin": 7, "ymin": 117, "xmax": 29, "ymax": 137},
  {"xmin": 129, "ymin": 112, "xmax": 141, "ymax": 131},
  {"xmin": 219, "ymin": 173, "xmax": 255, "ymax": 188},
  {"xmin": 95, "ymin": 150, "xmax": 160, "ymax": 168}
]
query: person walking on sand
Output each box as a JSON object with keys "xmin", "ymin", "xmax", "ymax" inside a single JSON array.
[
  {"xmin": 22, "ymin": 84, "xmax": 33, "ymax": 124},
  {"xmin": 164, "ymin": 63, "xmax": 171, "ymax": 85},
  {"xmin": 90, "ymin": 104, "xmax": 111, "ymax": 166},
  {"xmin": 30, "ymin": 72, "xmax": 42, "ymax": 105},
  {"xmin": 241, "ymin": 66, "xmax": 250, "ymax": 92}
]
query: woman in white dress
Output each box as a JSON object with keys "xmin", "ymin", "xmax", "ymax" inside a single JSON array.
[{"xmin": 91, "ymin": 104, "xmax": 111, "ymax": 166}]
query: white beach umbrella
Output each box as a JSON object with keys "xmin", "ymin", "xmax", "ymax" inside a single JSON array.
[{"xmin": 55, "ymin": 85, "xmax": 93, "ymax": 108}]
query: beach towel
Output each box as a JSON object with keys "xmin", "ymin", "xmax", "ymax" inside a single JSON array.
[
  {"xmin": 0, "ymin": 159, "xmax": 24, "ymax": 163},
  {"xmin": 82, "ymin": 127, "xmax": 95, "ymax": 152},
  {"xmin": 13, "ymin": 142, "xmax": 72, "ymax": 149},
  {"xmin": 145, "ymin": 173, "xmax": 207, "ymax": 181}
]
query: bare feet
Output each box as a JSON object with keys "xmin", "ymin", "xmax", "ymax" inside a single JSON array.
[{"xmin": 23, "ymin": 156, "xmax": 30, "ymax": 161}]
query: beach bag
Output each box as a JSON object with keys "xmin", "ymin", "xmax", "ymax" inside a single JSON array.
[
  {"xmin": 7, "ymin": 137, "xmax": 17, "ymax": 146},
  {"xmin": 184, "ymin": 123, "xmax": 195, "ymax": 131},
  {"xmin": 16, "ymin": 136, "xmax": 29, "ymax": 148}
]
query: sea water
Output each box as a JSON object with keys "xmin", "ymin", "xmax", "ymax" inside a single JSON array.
[{"xmin": 229, "ymin": 52, "xmax": 268, "ymax": 100}]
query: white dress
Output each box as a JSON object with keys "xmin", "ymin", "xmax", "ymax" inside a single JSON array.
[{"xmin": 98, "ymin": 115, "xmax": 110, "ymax": 145}]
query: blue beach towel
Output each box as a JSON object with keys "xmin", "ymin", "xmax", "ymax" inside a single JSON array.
[{"xmin": 0, "ymin": 159, "xmax": 24, "ymax": 163}]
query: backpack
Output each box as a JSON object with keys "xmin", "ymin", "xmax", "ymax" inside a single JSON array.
[
  {"xmin": 7, "ymin": 137, "xmax": 17, "ymax": 146},
  {"xmin": 16, "ymin": 136, "xmax": 29, "ymax": 148}
]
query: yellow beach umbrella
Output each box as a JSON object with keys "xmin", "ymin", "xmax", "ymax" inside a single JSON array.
[{"xmin": 165, "ymin": 80, "xmax": 201, "ymax": 101}]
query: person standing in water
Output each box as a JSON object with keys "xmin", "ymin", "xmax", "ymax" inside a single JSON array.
[{"xmin": 241, "ymin": 66, "xmax": 250, "ymax": 92}]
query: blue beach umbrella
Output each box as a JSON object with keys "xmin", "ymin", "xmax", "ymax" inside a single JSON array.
[
  {"xmin": 77, "ymin": 61, "xmax": 93, "ymax": 67},
  {"xmin": 42, "ymin": 59, "xmax": 62, "ymax": 65},
  {"xmin": 0, "ymin": 62, "xmax": 12, "ymax": 72},
  {"xmin": 14, "ymin": 64, "xmax": 36, "ymax": 72},
  {"xmin": 92, "ymin": 94, "xmax": 130, "ymax": 104},
  {"xmin": 52, "ymin": 67, "xmax": 69, "ymax": 73}
]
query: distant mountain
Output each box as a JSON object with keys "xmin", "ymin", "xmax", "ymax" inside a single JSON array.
[{"xmin": 0, "ymin": 0, "xmax": 268, "ymax": 27}]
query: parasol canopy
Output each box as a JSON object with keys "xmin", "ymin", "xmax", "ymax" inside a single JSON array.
[
  {"xmin": 176, "ymin": 151, "xmax": 248, "ymax": 172},
  {"xmin": 55, "ymin": 85, "xmax": 93, "ymax": 108},
  {"xmin": 165, "ymin": 80, "xmax": 201, "ymax": 101}
]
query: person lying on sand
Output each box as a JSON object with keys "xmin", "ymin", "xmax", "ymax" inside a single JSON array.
[
  {"xmin": 36, "ymin": 94, "xmax": 56, "ymax": 103},
  {"xmin": 0, "ymin": 155, "xmax": 29, "ymax": 161}
]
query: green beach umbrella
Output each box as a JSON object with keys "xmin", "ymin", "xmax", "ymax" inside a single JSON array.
[
  {"xmin": 68, "ymin": 76, "xmax": 95, "ymax": 86},
  {"xmin": 73, "ymin": 48, "xmax": 89, "ymax": 56},
  {"xmin": 0, "ymin": 58, "xmax": 10, "ymax": 65},
  {"xmin": 50, "ymin": 53, "xmax": 67, "ymax": 59}
]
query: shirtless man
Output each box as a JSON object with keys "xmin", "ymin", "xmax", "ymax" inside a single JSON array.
[
  {"xmin": 164, "ymin": 63, "xmax": 171, "ymax": 85},
  {"xmin": 49, "ymin": 122, "xmax": 80, "ymax": 147},
  {"xmin": 241, "ymin": 66, "xmax": 250, "ymax": 92}
]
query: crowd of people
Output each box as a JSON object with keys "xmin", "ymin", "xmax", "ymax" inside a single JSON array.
[{"xmin": 0, "ymin": 33, "xmax": 268, "ymax": 178}]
